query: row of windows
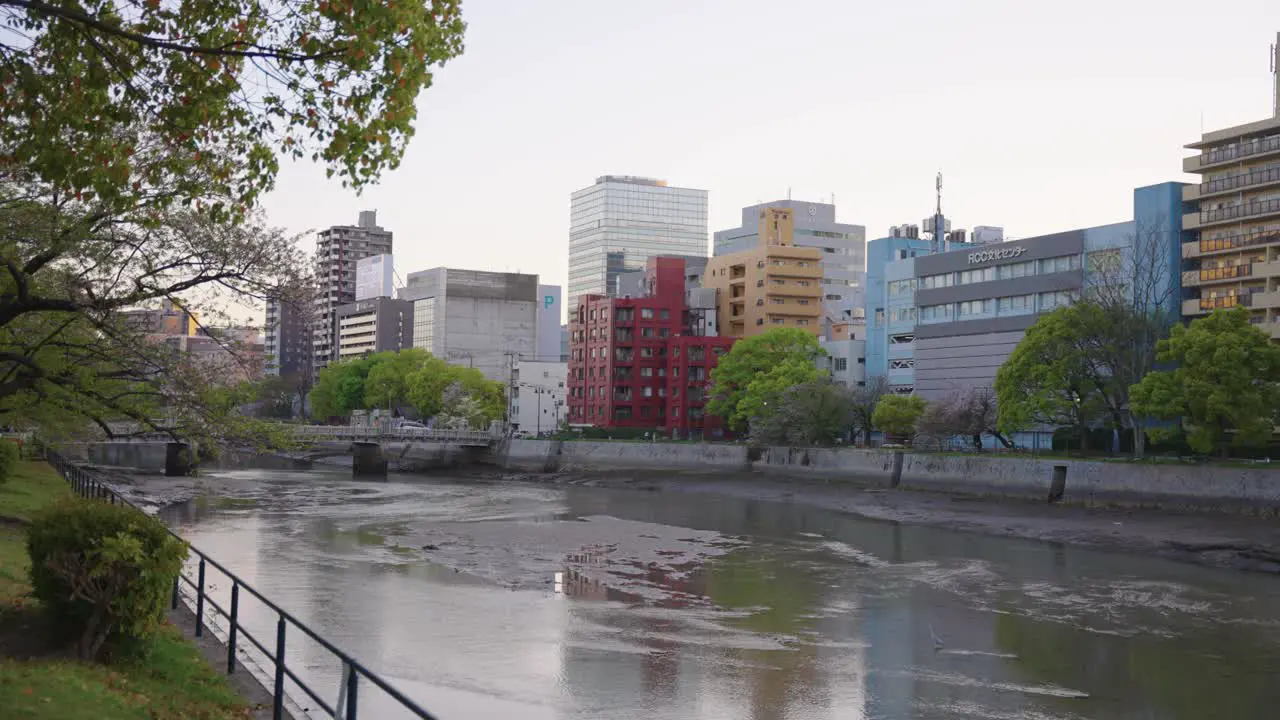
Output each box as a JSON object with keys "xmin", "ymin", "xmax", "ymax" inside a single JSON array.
[
  {"xmin": 919, "ymin": 254, "xmax": 1081, "ymax": 289},
  {"xmin": 918, "ymin": 291, "xmax": 1079, "ymax": 324}
]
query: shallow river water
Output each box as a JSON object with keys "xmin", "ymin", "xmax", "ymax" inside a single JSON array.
[{"xmin": 161, "ymin": 467, "xmax": 1280, "ymax": 720}]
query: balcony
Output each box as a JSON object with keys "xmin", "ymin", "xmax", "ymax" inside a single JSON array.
[
  {"xmin": 615, "ymin": 329, "xmax": 634, "ymax": 343},
  {"xmin": 1197, "ymin": 229, "xmax": 1280, "ymax": 256},
  {"xmin": 1186, "ymin": 134, "xmax": 1280, "ymax": 171},
  {"xmin": 1196, "ymin": 197, "xmax": 1280, "ymax": 228},
  {"xmin": 614, "ymin": 369, "xmax": 632, "ymax": 383},
  {"xmin": 1200, "ymin": 294, "xmax": 1252, "ymax": 312},
  {"xmin": 614, "ymin": 349, "xmax": 634, "ymax": 363},
  {"xmin": 613, "ymin": 389, "xmax": 633, "ymax": 402},
  {"xmin": 1194, "ymin": 265, "xmax": 1254, "ymax": 284},
  {"xmin": 1192, "ymin": 165, "xmax": 1280, "ymax": 201},
  {"xmin": 1251, "ymin": 290, "xmax": 1280, "ymax": 309}
]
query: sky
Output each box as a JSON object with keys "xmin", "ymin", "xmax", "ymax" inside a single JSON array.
[{"xmin": 256, "ymin": 0, "xmax": 1280, "ymax": 324}]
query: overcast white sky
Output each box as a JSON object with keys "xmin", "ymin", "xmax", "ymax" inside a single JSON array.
[{"xmin": 257, "ymin": 0, "xmax": 1280, "ymax": 322}]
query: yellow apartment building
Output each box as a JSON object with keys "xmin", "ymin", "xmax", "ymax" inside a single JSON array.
[
  {"xmin": 1181, "ymin": 34, "xmax": 1280, "ymax": 335},
  {"xmin": 702, "ymin": 207, "xmax": 824, "ymax": 338}
]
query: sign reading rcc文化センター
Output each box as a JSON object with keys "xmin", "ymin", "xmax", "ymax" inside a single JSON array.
[{"xmin": 967, "ymin": 246, "xmax": 1026, "ymax": 265}]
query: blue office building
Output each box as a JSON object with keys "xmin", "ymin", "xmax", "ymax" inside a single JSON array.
[{"xmin": 863, "ymin": 182, "xmax": 1187, "ymax": 448}]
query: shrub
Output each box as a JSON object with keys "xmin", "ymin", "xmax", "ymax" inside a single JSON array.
[
  {"xmin": 27, "ymin": 498, "xmax": 188, "ymax": 661},
  {"xmin": 0, "ymin": 439, "xmax": 19, "ymax": 484}
]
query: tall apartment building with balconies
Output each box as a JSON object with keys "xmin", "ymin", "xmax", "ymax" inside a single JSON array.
[
  {"xmin": 703, "ymin": 207, "xmax": 824, "ymax": 338},
  {"xmin": 311, "ymin": 211, "xmax": 393, "ymax": 374},
  {"xmin": 1181, "ymin": 35, "xmax": 1280, "ymax": 331}
]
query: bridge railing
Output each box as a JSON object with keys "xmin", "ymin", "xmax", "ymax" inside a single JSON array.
[
  {"xmin": 295, "ymin": 425, "xmax": 495, "ymax": 444},
  {"xmin": 45, "ymin": 452, "xmax": 441, "ymax": 720}
]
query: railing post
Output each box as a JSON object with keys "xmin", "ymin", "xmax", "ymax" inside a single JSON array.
[
  {"xmin": 227, "ymin": 582, "xmax": 239, "ymax": 674},
  {"xmin": 171, "ymin": 575, "xmax": 179, "ymax": 610},
  {"xmin": 195, "ymin": 558, "xmax": 206, "ymax": 637},
  {"xmin": 346, "ymin": 664, "xmax": 359, "ymax": 720},
  {"xmin": 273, "ymin": 615, "xmax": 287, "ymax": 720}
]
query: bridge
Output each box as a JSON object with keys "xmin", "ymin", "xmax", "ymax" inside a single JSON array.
[
  {"xmin": 292, "ymin": 426, "xmax": 497, "ymax": 447},
  {"xmin": 87, "ymin": 423, "xmax": 502, "ymax": 476}
]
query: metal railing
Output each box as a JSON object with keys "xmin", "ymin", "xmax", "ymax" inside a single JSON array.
[
  {"xmin": 295, "ymin": 425, "xmax": 494, "ymax": 445},
  {"xmin": 1201, "ymin": 165, "xmax": 1280, "ymax": 195},
  {"xmin": 1200, "ymin": 197, "xmax": 1280, "ymax": 224},
  {"xmin": 45, "ymin": 453, "xmax": 441, "ymax": 720},
  {"xmin": 1199, "ymin": 264, "xmax": 1254, "ymax": 281},
  {"xmin": 1198, "ymin": 134, "xmax": 1280, "ymax": 166},
  {"xmin": 1200, "ymin": 229, "xmax": 1280, "ymax": 254}
]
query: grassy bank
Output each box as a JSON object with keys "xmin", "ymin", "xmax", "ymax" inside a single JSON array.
[{"xmin": 0, "ymin": 461, "xmax": 250, "ymax": 719}]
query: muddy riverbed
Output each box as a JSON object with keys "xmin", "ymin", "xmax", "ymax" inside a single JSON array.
[{"xmin": 142, "ymin": 466, "xmax": 1280, "ymax": 720}]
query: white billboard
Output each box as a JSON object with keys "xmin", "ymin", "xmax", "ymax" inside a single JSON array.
[
  {"xmin": 536, "ymin": 284, "xmax": 562, "ymax": 361},
  {"xmin": 356, "ymin": 254, "xmax": 394, "ymax": 301}
]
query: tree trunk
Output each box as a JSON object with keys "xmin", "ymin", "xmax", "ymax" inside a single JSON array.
[
  {"xmin": 863, "ymin": 427, "xmax": 872, "ymax": 446},
  {"xmin": 971, "ymin": 433, "xmax": 983, "ymax": 451},
  {"xmin": 992, "ymin": 431, "xmax": 1014, "ymax": 449},
  {"xmin": 1132, "ymin": 414, "xmax": 1146, "ymax": 458}
]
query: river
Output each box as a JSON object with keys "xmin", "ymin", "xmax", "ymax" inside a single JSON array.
[{"xmin": 160, "ymin": 467, "xmax": 1280, "ymax": 720}]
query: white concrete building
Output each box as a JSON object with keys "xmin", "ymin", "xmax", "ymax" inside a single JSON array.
[
  {"xmin": 400, "ymin": 268, "xmax": 539, "ymax": 383},
  {"xmin": 821, "ymin": 337, "xmax": 867, "ymax": 388},
  {"xmin": 510, "ymin": 360, "xmax": 567, "ymax": 436}
]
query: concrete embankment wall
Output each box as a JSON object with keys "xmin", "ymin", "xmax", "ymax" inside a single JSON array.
[{"xmin": 496, "ymin": 439, "xmax": 1280, "ymax": 513}]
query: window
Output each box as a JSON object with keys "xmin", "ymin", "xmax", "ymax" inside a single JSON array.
[
  {"xmin": 957, "ymin": 299, "xmax": 993, "ymax": 317},
  {"xmin": 834, "ymin": 358, "xmax": 848, "ymax": 371},
  {"xmin": 660, "ymin": 309, "xmax": 670, "ymax": 320},
  {"xmin": 874, "ymin": 308, "xmax": 885, "ymax": 325},
  {"xmin": 672, "ymin": 407, "xmax": 680, "ymax": 417},
  {"xmin": 997, "ymin": 294, "xmax": 1034, "ymax": 315},
  {"xmin": 640, "ymin": 367, "xmax": 653, "ymax": 377},
  {"xmin": 659, "ymin": 328, "xmax": 670, "ymax": 338},
  {"xmin": 641, "ymin": 327, "xmax": 655, "ymax": 338},
  {"xmin": 888, "ymin": 279, "xmax": 916, "ymax": 296},
  {"xmin": 919, "ymin": 304, "xmax": 953, "ymax": 324},
  {"xmin": 772, "ymin": 297, "xmax": 785, "ymax": 304},
  {"xmin": 890, "ymin": 359, "xmax": 914, "ymax": 370},
  {"xmin": 642, "ymin": 386, "xmax": 653, "ymax": 398},
  {"xmin": 798, "ymin": 261, "xmax": 810, "ymax": 267},
  {"xmin": 797, "ymin": 319, "xmax": 809, "ymax": 326},
  {"xmin": 1039, "ymin": 255, "xmax": 1081, "ymax": 274},
  {"xmin": 772, "ymin": 318, "xmax": 785, "ymax": 324},
  {"xmin": 998, "ymin": 260, "xmax": 1035, "ymax": 280},
  {"xmin": 589, "ymin": 310, "xmax": 597, "ymax": 321},
  {"xmin": 920, "ymin": 273, "xmax": 954, "ymax": 289},
  {"xmin": 756, "ymin": 318, "xmax": 764, "ymax": 325},
  {"xmin": 1039, "ymin": 290, "xmax": 1077, "ymax": 310},
  {"xmin": 1088, "ymin": 249, "xmax": 1122, "ymax": 273},
  {"xmin": 640, "ymin": 308, "xmax": 654, "ymax": 320},
  {"xmin": 889, "ymin": 333, "xmax": 914, "ymax": 344},
  {"xmin": 640, "ymin": 347, "xmax": 654, "ymax": 358},
  {"xmin": 958, "ymin": 267, "xmax": 995, "ymax": 285},
  {"xmin": 756, "ymin": 298, "xmax": 764, "ymax": 306},
  {"xmin": 672, "ymin": 367, "xmax": 680, "ymax": 378},
  {"xmin": 757, "ymin": 260, "xmax": 765, "ymax": 268},
  {"xmin": 798, "ymin": 299, "xmax": 810, "ymax": 305},
  {"xmin": 658, "ymin": 387, "xmax": 666, "ymax": 397},
  {"xmin": 798, "ymin": 280, "xmax": 810, "ymax": 287},
  {"xmin": 890, "ymin": 307, "xmax": 916, "ymax": 323},
  {"xmin": 756, "ymin": 280, "xmax": 764, "ymax": 287}
]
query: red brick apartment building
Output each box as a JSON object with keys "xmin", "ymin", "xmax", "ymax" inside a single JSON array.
[{"xmin": 567, "ymin": 257, "xmax": 734, "ymax": 439}]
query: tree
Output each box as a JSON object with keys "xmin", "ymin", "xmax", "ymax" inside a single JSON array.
[
  {"xmin": 848, "ymin": 376, "xmax": 889, "ymax": 446},
  {"xmin": 405, "ymin": 356, "xmax": 505, "ymax": 427},
  {"xmin": 750, "ymin": 379, "xmax": 854, "ymax": 447},
  {"xmin": 1081, "ymin": 218, "xmax": 1180, "ymax": 457},
  {"xmin": 309, "ymin": 354, "xmax": 375, "ymax": 419},
  {"xmin": 0, "ymin": 0, "xmax": 464, "ymax": 440},
  {"xmin": 1, "ymin": 0, "xmax": 466, "ymax": 216},
  {"xmin": 364, "ymin": 348, "xmax": 429, "ymax": 412},
  {"xmin": 917, "ymin": 386, "xmax": 1011, "ymax": 451},
  {"xmin": 995, "ymin": 306, "xmax": 1105, "ymax": 450},
  {"xmin": 872, "ymin": 395, "xmax": 925, "ymax": 444},
  {"xmin": 737, "ymin": 357, "xmax": 822, "ymax": 432},
  {"xmin": 1131, "ymin": 307, "xmax": 1280, "ymax": 457},
  {"xmin": 707, "ymin": 328, "xmax": 825, "ymax": 432}
]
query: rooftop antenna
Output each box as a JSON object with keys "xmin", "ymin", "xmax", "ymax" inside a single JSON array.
[
  {"xmin": 933, "ymin": 171, "xmax": 944, "ymax": 255},
  {"xmin": 1272, "ymin": 32, "xmax": 1279, "ymax": 117},
  {"xmin": 787, "ymin": 186, "xmax": 792, "ymax": 200}
]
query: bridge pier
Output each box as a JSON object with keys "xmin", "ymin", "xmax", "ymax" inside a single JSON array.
[
  {"xmin": 351, "ymin": 442, "xmax": 387, "ymax": 478},
  {"xmin": 165, "ymin": 442, "xmax": 195, "ymax": 476}
]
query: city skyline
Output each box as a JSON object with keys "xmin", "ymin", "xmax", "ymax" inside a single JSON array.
[{"xmin": 253, "ymin": 2, "xmax": 1279, "ymax": 322}]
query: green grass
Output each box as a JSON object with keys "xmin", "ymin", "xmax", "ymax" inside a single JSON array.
[
  {"xmin": 0, "ymin": 461, "xmax": 71, "ymax": 522},
  {"xmin": 0, "ymin": 461, "xmax": 250, "ymax": 719}
]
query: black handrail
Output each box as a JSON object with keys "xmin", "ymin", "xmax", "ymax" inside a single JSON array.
[{"xmin": 45, "ymin": 452, "xmax": 440, "ymax": 720}]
